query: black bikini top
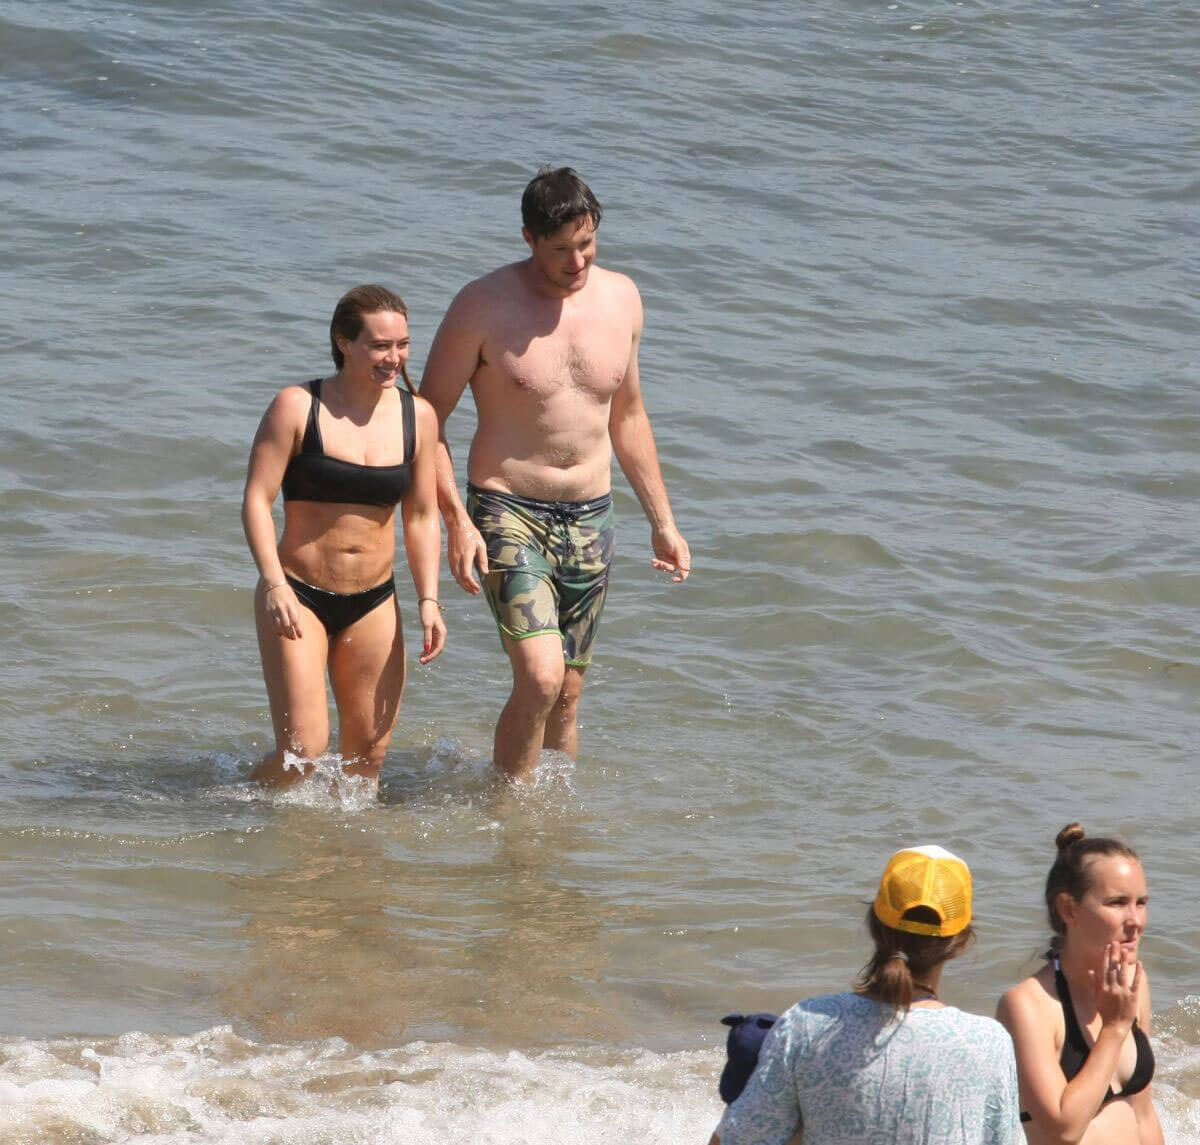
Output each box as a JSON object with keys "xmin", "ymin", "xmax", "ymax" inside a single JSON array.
[
  {"xmin": 1057, "ymin": 960, "xmax": 1154, "ymax": 1098},
  {"xmin": 1020, "ymin": 960, "xmax": 1155, "ymax": 1123},
  {"xmin": 281, "ymin": 379, "xmax": 414, "ymax": 507}
]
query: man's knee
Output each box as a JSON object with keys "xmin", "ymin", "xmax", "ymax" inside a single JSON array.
[
  {"xmin": 554, "ymin": 669, "xmax": 585, "ymax": 710},
  {"xmin": 510, "ymin": 656, "xmax": 566, "ymax": 713}
]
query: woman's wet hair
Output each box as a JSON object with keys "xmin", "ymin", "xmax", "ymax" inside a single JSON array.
[
  {"xmin": 856, "ymin": 906, "xmax": 974, "ymax": 1013},
  {"xmin": 329, "ymin": 284, "xmax": 415, "ymax": 393},
  {"xmin": 521, "ymin": 166, "xmax": 603, "ymax": 240},
  {"xmin": 1043, "ymin": 822, "xmax": 1140, "ymax": 958}
]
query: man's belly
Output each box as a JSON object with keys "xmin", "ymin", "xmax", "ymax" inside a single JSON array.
[{"xmin": 467, "ymin": 437, "xmax": 614, "ymax": 503}]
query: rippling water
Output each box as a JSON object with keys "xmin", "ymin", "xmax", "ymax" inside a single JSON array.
[{"xmin": 2, "ymin": 0, "xmax": 1198, "ymax": 1140}]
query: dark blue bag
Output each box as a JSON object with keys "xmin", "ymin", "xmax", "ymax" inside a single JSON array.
[{"xmin": 718, "ymin": 1012, "xmax": 778, "ymax": 1103}]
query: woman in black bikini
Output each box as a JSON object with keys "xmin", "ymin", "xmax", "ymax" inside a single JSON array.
[
  {"xmin": 242, "ymin": 285, "xmax": 446, "ymax": 789},
  {"xmin": 997, "ymin": 824, "xmax": 1164, "ymax": 1145}
]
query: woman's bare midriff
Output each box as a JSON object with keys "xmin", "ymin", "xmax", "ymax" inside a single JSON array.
[
  {"xmin": 1079, "ymin": 1100, "xmax": 1141, "ymax": 1145},
  {"xmin": 1025, "ymin": 1095, "xmax": 1142, "ymax": 1145},
  {"xmin": 278, "ymin": 502, "xmax": 397, "ymax": 593}
]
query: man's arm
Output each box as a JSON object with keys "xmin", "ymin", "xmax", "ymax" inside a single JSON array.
[
  {"xmin": 608, "ymin": 282, "xmax": 691, "ymax": 582},
  {"xmin": 418, "ymin": 287, "xmax": 490, "ymax": 594}
]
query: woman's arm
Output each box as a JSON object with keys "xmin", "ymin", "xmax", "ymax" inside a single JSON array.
[
  {"xmin": 1129, "ymin": 1087, "xmax": 1165, "ymax": 1145},
  {"xmin": 402, "ymin": 397, "xmax": 447, "ymax": 664},
  {"xmin": 996, "ymin": 947, "xmax": 1141, "ymax": 1145},
  {"xmin": 242, "ymin": 386, "xmax": 307, "ymax": 639},
  {"xmin": 1130, "ymin": 972, "xmax": 1165, "ymax": 1145}
]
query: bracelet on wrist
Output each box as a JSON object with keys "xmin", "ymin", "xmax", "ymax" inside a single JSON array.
[
  {"xmin": 265, "ymin": 580, "xmax": 286, "ymax": 592},
  {"xmin": 417, "ymin": 596, "xmax": 444, "ymax": 611}
]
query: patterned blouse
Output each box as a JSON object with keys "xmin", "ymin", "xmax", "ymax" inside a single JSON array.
[{"xmin": 717, "ymin": 993, "xmax": 1021, "ymax": 1145}]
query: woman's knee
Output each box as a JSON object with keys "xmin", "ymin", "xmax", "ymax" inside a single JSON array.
[
  {"xmin": 280, "ymin": 725, "xmax": 330, "ymax": 760},
  {"xmin": 272, "ymin": 699, "xmax": 331, "ymax": 760},
  {"xmin": 340, "ymin": 731, "xmax": 390, "ymax": 776}
]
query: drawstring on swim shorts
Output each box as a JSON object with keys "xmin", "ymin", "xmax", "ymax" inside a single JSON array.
[{"xmin": 538, "ymin": 502, "xmax": 583, "ymax": 558}]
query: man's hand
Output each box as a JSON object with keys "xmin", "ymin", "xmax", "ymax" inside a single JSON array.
[
  {"xmin": 651, "ymin": 524, "xmax": 691, "ymax": 583},
  {"xmin": 448, "ymin": 519, "xmax": 489, "ymax": 594}
]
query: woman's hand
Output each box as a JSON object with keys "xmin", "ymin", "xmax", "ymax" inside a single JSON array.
[
  {"xmin": 263, "ymin": 580, "xmax": 304, "ymax": 640},
  {"xmin": 1090, "ymin": 940, "xmax": 1141, "ymax": 1034},
  {"xmin": 418, "ymin": 597, "xmax": 447, "ymax": 664}
]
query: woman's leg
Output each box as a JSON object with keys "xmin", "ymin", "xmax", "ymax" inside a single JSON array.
[
  {"xmin": 328, "ymin": 595, "xmax": 406, "ymax": 787},
  {"xmin": 252, "ymin": 582, "xmax": 332, "ymax": 787}
]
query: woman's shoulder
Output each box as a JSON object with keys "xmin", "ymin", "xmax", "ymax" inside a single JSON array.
[
  {"xmin": 252, "ymin": 382, "xmax": 315, "ymax": 446},
  {"xmin": 997, "ymin": 964, "xmax": 1063, "ymax": 1047},
  {"xmin": 268, "ymin": 381, "xmax": 316, "ymax": 417},
  {"xmin": 788, "ymin": 991, "xmax": 872, "ymax": 1016},
  {"xmin": 999, "ymin": 964, "xmax": 1057, "ymax": 1012},
  {"xmin": 777, "ymin": 992, "xmax": 884, "ymax": 1034},
  {"xmin": 410, "ymin": 390, "xmax": 437, "ymax": 419},
  {"xmin": 934, "ymin": 1006, "xmax": 1016, "ymax": 1044}
]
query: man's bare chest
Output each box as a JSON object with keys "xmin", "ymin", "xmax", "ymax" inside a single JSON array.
[{"xmin": 487, "ymin": 319, "xmax": 631, "ymax": 400}]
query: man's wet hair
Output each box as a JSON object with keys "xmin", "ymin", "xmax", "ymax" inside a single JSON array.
[{"xmin": 521, "ymin": 166, "xmax": 603, "ymax": 240}]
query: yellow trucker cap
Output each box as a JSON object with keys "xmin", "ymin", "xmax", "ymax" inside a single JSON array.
[{"xmin": 873, "ymin": 845, "xmax": 973, "ymax": 937}]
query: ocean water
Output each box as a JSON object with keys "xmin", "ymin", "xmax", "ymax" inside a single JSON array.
[{"xmin": 1, "ymin": 0, "xmax": 1198, "ymax": 1141}]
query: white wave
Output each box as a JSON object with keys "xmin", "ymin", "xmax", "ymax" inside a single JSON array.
[{"xmin": 0, "ymin": 1027, "xmax": 724, "ymax": 1145}]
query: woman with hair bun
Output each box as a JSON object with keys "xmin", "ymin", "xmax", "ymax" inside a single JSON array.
[
  {"xmin": 709, "ymin": 846, "xmax": 1021, "ymax": 1145},
  {"xmin": 242, "ymin": 285, "xmax": 446, "ymax": 790},
  {"xmin": 997, "ymin": 824, "xmax": 1164, "ymax": 1144}
]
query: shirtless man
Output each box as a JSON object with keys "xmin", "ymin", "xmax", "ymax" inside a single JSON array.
[{"xmin": 419, "ymin": 167, "xmax": 690, "ymax": 780}]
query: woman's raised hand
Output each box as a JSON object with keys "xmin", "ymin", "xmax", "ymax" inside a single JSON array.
[{"xmin": 1090, "ymin": 940, "xmax": 1141, "ymax": 1033}]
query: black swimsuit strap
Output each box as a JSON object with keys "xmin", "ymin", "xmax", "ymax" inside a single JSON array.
[
  {"xmin": 1054, "ymin": 963, "xmax": 1092, "ymax": 1052},
  {"xmin": 303, "ymin": 378, "xmax": 324, "ymax": 453},
  {"xmin": 399, "ymin": 388, "xmax": 415, "ymax": 464}
]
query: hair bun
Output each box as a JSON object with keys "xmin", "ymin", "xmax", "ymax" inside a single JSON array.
[{"xmin": 1055, "ymin": 823, "xmax": 1086, "ymax": 852}]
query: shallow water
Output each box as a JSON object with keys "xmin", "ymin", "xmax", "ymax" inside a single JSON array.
[{"xmin": 2, "ymin": 0, "xmax": 1198, "ymax": 1140}]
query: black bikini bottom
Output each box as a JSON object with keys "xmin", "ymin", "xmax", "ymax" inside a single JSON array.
[{"xmin": 285, "ymin": 575, "xmax": 396, "ymax": 637}]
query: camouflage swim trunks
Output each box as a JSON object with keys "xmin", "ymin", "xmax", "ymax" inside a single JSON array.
[{"xmin": 467, "ymin": 484, "xmax": 615, "ymax": 668}]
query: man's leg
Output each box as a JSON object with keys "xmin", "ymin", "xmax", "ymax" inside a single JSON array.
[
  {"xmin": 542, "ymin": 494, "xmax": 611, "ymax": 762},
  {"xmin": 494, "ymin": 632, "xmax": 566, "ymax": 780},
  {"xmin": 542, "ymin": 665, "xmax": 585, "ymax": 758}
]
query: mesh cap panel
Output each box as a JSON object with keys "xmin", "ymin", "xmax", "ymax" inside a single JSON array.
[{"xmin": 873, "ymin": 845, "xmax": 972, "ymax": 936}]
